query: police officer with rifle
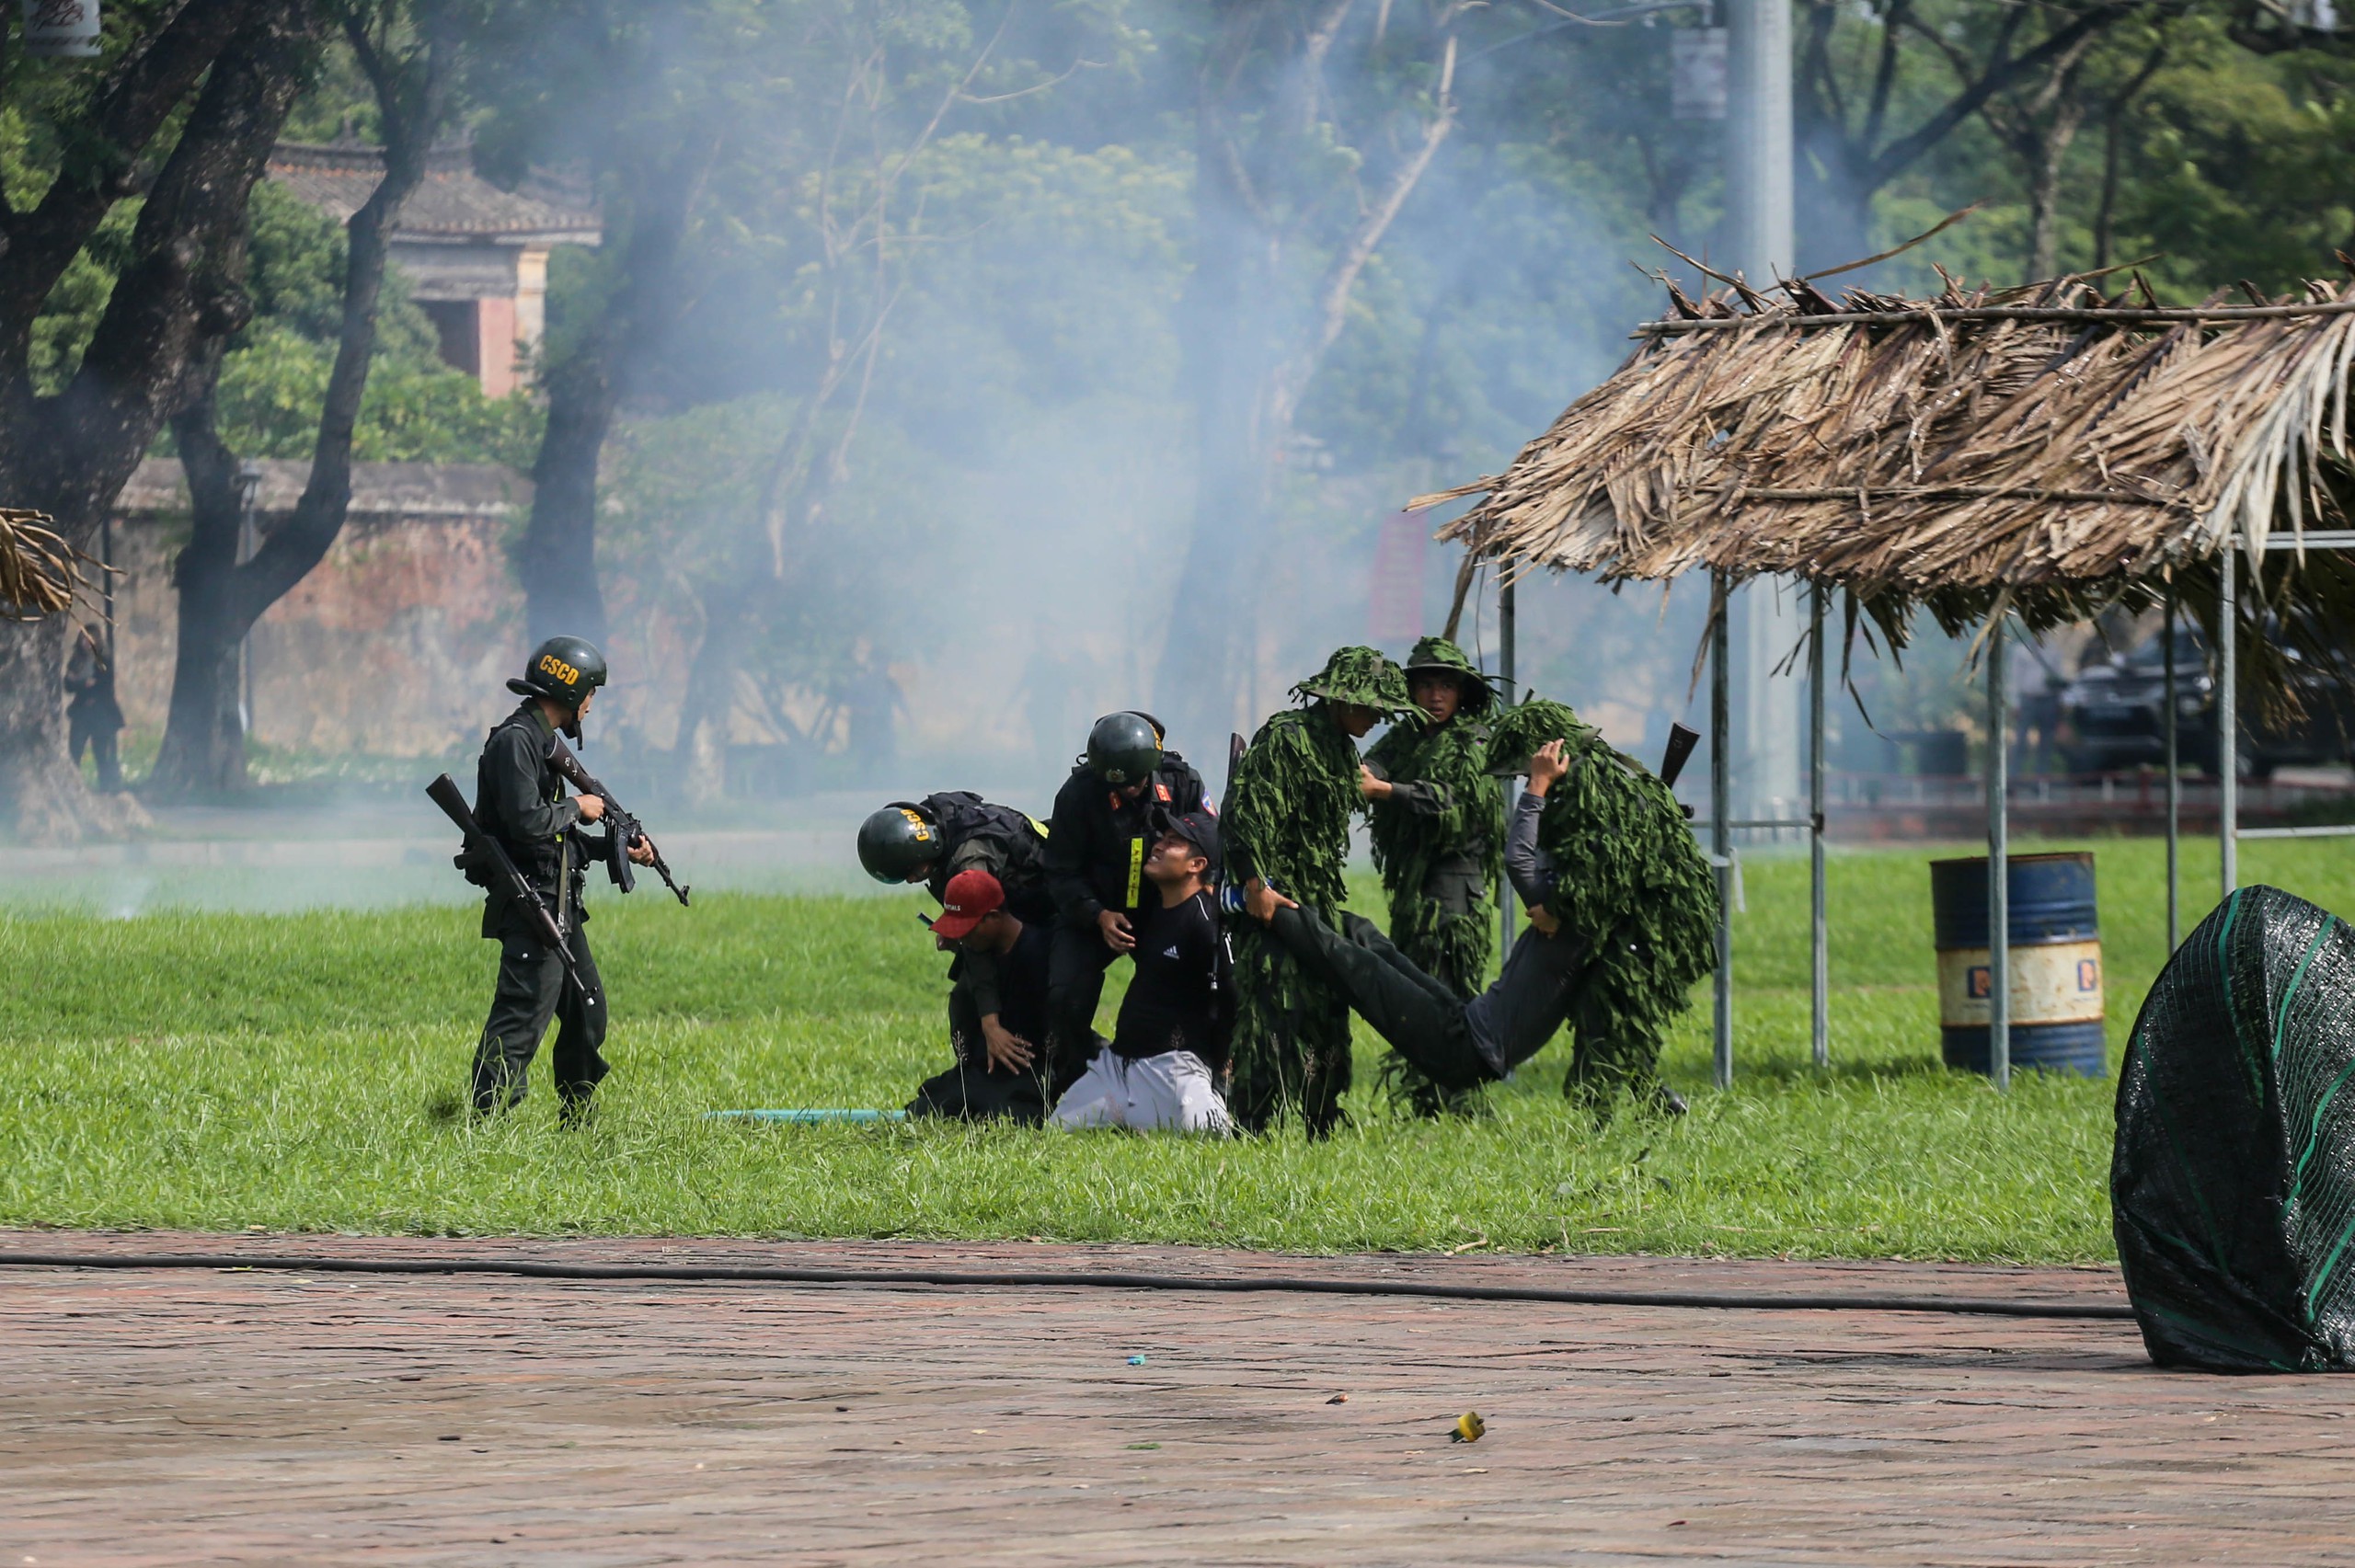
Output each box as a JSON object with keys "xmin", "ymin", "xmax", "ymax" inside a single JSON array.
[{"xmin": 433, "ymin": 635, "xmax": 659, "ymax": 1124}]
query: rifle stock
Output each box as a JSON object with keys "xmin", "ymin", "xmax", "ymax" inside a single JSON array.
[
  {"xmin": 1660, "ymin": 723, "xmax": 1701, "ymax": 789},
  {"xmin": 424, "ymin": 773, "xmax": 585, "ymax": 990}
]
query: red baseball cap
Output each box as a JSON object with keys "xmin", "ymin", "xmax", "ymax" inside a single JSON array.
[{"xmin": 930, "ymin": 868, "xmax": 1006, "ymax": 940}]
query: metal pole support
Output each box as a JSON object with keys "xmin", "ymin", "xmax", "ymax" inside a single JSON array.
[
  {"xmin": 1712, "ymin": 572, "xmax": 1734, "ymax": 1090},
  {"xmin": 2164, "ymin": 578, "xmax": 2180, "ymax": 950},
  {"xmin": 1988, "ymin": 614, "xmax": 2011, "ymax": 1093},
  {"xmin": 2221, "ymin": 546, "xmax": 2238, "ymax": 898},
  {"xmin": 1809, "ymin": 581, "xmax": 1828, "ymax": 1069},
  {"xmin": 1499, "ymin": 566, "xmax": 1517, "ymax": 956}
]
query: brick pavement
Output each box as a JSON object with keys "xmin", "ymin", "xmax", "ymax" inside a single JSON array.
[{"xmin": 1, "ymin": 1231, "xmax": 2345, "ymax": 1566}]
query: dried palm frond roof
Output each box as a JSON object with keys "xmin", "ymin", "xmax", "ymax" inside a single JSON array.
[
  {"xmin": 0, "ymin": 508, "xmax": 85, "ymax": 620},
  {"xmin": 1417, "ymin": 271, "xmax": 2355, "ymax": 642}
]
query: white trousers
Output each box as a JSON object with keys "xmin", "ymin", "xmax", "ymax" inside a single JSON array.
[{"xmin": 1050, "ymin": 1049, "xmax": 1233, "ymax": 1135}]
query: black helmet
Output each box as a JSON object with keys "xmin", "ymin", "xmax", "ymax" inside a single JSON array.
[
  {"xmin": 1086, "ymin": 711, "xmax": 1164, "ymax": 786},
  {"xmin": 857, "ymin": 802, "xmax": 945, "ymax": 884},
  {"xmin": 509, "ymin": 635, "xmax": 608, "ymax": 710}
]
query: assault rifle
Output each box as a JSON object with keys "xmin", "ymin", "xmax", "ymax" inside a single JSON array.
[
  {"xmin": 424, "ymin": 773, "xmax": 586, "ymax": 991},
  {"xmin": 549, "ymin": 738, "xmax": 691, "ymax": 906}
]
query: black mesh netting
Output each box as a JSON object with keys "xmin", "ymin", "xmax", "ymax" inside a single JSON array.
[{"xmin": 2114, "ymin": 884, "xmax": 2355, "ymax": 1372}]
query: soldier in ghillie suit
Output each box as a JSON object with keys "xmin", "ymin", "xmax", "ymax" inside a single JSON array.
[
  {"xmin": 1226, "ymin": 646, "xmax": 1411, "ymax": 1135},
  {"xmin": 1360, "ymin": 635, "xmax": 1505, "ymax": 1115},
  {"xmin": 1246, "ymin": 696, "xmax": 1713, "ymax": 1123},
  {"xmin": 1484, "ymin": 697, "xmax": 1716, "ymax": 1111}
]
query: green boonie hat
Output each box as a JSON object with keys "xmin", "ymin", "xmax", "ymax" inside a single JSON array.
[
  {"xmin": 1291, "ymin": 645, "xmax": 1411, "ymax": 715},
  {"xmin": 1401, "ymin": 635, "xmax": 1500, "ymax": 714}
]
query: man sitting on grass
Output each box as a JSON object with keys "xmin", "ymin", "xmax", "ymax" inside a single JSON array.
[
  {"xmin": 1051, "ymin": 811, "xmax": 1234, "ymax": 1134},
  {"xmin": 1248, "ymin": 726, "xmax": 1708, "ymax": 1119},
  {"xmin": 909, "ymin": 869, "xmax": 1061, "ymax": 1124}
]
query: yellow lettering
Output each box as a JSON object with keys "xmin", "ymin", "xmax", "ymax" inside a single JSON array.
[{"xmin": 1125, "ymin": 836, "xmax": 1143, "ymax": 909}]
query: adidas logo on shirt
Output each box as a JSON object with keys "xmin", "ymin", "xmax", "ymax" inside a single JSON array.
[{"xmin": 1162, "ymin": 945, "xmax": 1180, "ymax": 958}]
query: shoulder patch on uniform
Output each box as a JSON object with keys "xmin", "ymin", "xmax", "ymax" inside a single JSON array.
[{"xmin": 1155, "ymin": 783, "xmax": 1171, "ymax": 802}]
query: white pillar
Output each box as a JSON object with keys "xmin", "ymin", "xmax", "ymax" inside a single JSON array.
[{"xmin": 1725, "ymin": 0, "xmax": 1794, "ymax": 289}]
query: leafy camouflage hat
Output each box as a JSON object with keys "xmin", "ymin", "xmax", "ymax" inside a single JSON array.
[
  {"xmin": 1291, "ymin": 645, "xmax": 1412, "ymax": 715},
  {"xmin": 1483, "ymin": 695, "xmax": 1601, "ymax": 777},
  {"xmin": 1401, "ymin": 635, "xmax": 1500, "ymax": 714}
]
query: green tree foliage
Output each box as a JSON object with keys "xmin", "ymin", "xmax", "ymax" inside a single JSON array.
[{"xmin": 17, "ymin": 106, "xmax": 542, "ymax": 468}]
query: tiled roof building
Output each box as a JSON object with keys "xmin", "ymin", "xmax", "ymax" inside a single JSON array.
[{"xmin": 268, "ymin": 141, "xmax": 603, "ymax": 397}]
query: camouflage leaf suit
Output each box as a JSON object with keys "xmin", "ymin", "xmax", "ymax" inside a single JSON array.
[
  {"xmin": 1224, "ymin": 646, "xmax": 1410, "ymax": 1135},
  {"xmin": 1364, "ymin": 636, "xmax": 1505, "ymax": 1115}
]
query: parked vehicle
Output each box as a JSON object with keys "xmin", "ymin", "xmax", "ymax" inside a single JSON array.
[{"xmin": 2055, "ymin": 627, "xmax": 2355, "ymax": 778}]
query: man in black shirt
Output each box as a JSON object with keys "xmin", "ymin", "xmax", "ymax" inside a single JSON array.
[
  {"xmin": 909, "ymin": 869, "xmax": 1059, "ymax": 1123},
  {"xmin": 468, "ymin": 635, "xmax": 654, "ymax": 1122},
  {"xmin": 1043, "ymin": 712, "xmax": 1213, "ymax": 1086},
  {"xmin": 1050, "ymin": 810, "xmax": 1234, "ymax": 1134},
  {"xmin": 1249, "ymin": 740, "xmax": 1687, "ymax": 1114}
]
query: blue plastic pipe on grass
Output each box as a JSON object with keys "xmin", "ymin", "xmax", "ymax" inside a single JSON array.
[{"xmin": 706, "ymin": 1109, "xmax": 908, "ymax": 1124}]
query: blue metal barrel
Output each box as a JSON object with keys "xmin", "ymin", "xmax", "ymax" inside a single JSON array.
[{"xmin": 1928, "ymin": 853, "xmax": 2106, "ymax": 1076}]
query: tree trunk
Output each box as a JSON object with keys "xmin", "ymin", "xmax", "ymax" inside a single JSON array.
[
  {"xmin": 518, "ymin": 349, "xmax": 615, "ymax": 647},
  {"xmin": 0, "ymin": 0, "xmax": 261, "ymax": 376},
  {"xmin": 2026, "ymin": 94, "xmax": 2085, "ymax": 281},
  {"xmin": 0, "ymin": 617, "xmax": 91, "ymax": 842},
  {"xmin": 154, "ymin": 368, "xmax": 254, "ymax": 795},
  {"xmin": 0, "ymin": 0, "xmax": 318, "ymax": 840},
  {"xmin": 149, "ymin": 10, "xmax": 456, "ymax": 799},
  {"xmin": 516, "ymin": 139, "xmax": 711, "ymax": 650}
]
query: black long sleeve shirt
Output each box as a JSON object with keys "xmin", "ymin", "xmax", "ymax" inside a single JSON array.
[
  {"xmin": 1461, "ymin": 788, "xmax": 1588, "ymax": 1073},
  {"xmin": 474, "ymin": 702, "xmax": 602, "ymax": 934},
  {"xmin": 1043, "ymin": 756, "xmax": 1212, "ymax": 930}
]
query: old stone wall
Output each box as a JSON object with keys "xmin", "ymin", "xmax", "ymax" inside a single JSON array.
[{"xmin": 109, "ymin": 459, "xmax": 534, "ymax": 758}]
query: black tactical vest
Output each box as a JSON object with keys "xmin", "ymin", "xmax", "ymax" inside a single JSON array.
[
  {"xmin": 914, "ymin": 791, "xmax": 1052, "ymax": 917},
  {"xmin": 474, "ymin": 706, "xmax": 567, "ymax": 887}
]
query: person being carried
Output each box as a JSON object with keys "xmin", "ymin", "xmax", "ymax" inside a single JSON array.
[
  {"xmin": 1042, "ymin": 712, "xmax": 1212, "ymax": 1093},
  {"xmin": 1359, "ymin": 635, "xmax": 1505, "ymax": 1114},
  {"xmin": 1250, "ymin": 722, "xmax": 1708, "ymax": 1119},
  {"xmin": 1051, "ymin": 811, "xmax": 1234, "ymax": 1134},
  {"xmin": 1224, "ymin": 646, "xmax": 1411, "ymax": 1136},
  {"xmin": 857, "ymin": 790, "xmax": 1062, "ymax": 1098},
  {"xmin": 467, "ymin": 635, "xmax": 655, "ymax": 1123},
  {"xmin": 908, "ymin": 869, "xmax": 1061, "ymax": 1123}
]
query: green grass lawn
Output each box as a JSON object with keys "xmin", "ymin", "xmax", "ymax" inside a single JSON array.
[{"xmin": 2, "ymin": 834, "xmax": 2347, "ymax": 1261}]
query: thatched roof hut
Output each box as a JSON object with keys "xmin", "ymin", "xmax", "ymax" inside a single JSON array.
[
  {"xmin": 1419, "ymin": 274, "xmax": 2355, "ymax": 670},
  {"xmin": 0, "ymin": 508, "xmax": 81, "ymax": 620}
]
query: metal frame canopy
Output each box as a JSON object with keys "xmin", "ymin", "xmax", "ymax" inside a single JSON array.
[{"xmin": 1417, "ymin": 271, "xmax": 2355, "ymax": 1087}]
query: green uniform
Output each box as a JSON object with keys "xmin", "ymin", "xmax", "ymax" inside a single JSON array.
[{"xmin": 1223, "ymin": 647, "xmax": 1410, "ymax": 1136}]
